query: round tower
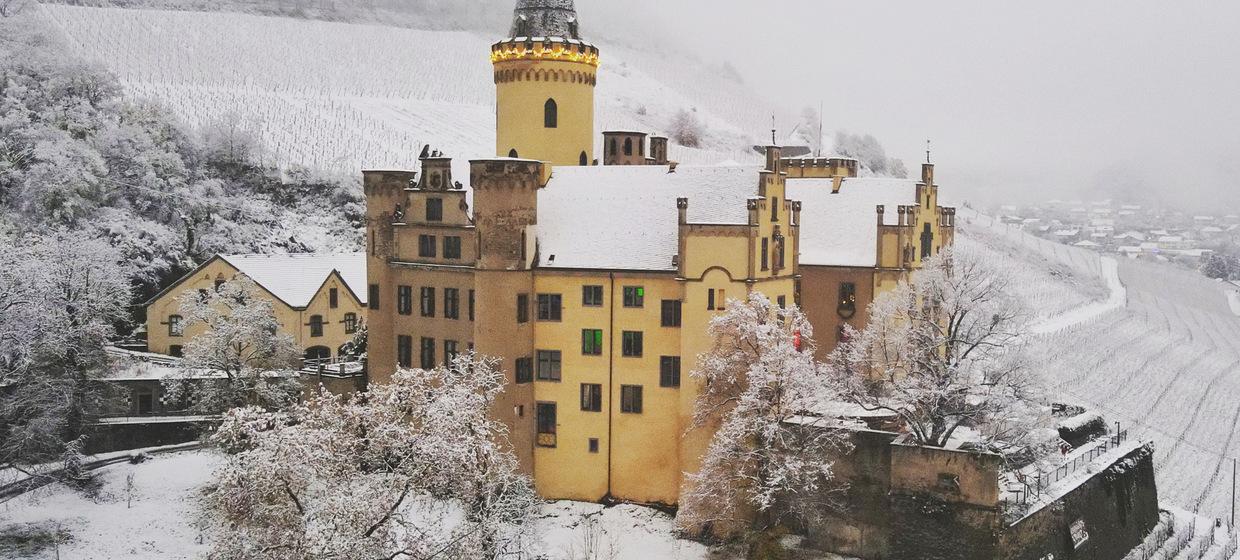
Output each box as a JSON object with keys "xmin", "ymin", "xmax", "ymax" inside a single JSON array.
[{"xmin": 492, "ymin": 0, "xmax": 598, "ymax": 167}]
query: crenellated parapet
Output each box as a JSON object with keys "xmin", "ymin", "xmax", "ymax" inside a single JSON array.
[{"xmin": 491, "ymin": 38, "xmax": 600, "ymax": 70}]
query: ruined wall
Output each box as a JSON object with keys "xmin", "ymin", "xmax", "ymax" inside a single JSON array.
[
  {"xmin": 801, "ymin": 429, "xmax": 897, "ymax": 559},
  {"xmin": 887, "ymin": 442, "xmax": 1004, "ymax": 560},
  {"xmin": 1001, "ymin": 443, "xmax": 1159, "ymax": 560}
]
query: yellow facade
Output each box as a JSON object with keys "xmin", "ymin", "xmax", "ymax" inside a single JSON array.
[
  {"xmin": 360, "ymin": 0, "xmax": 955, "ymax": 508},
  {"xmin": 145, "ymin": 256, "xmax": 367, "ymax": 362}
]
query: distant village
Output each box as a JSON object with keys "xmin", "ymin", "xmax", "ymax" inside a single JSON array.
[{"xmin": 989, "ymin": 199, "xmax": 1240, "ymax": 270}]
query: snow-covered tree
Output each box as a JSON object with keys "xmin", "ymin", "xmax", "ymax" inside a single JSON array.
[
  {"xmin": 669, "ymin": 109, "xmax": 703, "ymax": 148},
  {"xmin": 204, "ymin": 353, "xmax": 538, "ymax": 560},
  {"xmin": 0, "ymin": 231, "xmax": 130, "ymax": 475},
  {"xmin": 679, "ymin": 294, "xmax": 851, "ymax": 536},
  {"xmin": 162, "ymin": 277, "xmax": 301, "ymax": 414},
  {"xmin": 830, "ymin": 246, "xmax": 1041, "ymax": 450}
]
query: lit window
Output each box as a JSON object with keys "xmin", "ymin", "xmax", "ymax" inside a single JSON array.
[
  {"xmin": 622, "ymin": 286, "xmax": 644, "ymax": 308},
  {"xmin": 581, "ymin": 329, "xmax": 603, "ymax": 355}
]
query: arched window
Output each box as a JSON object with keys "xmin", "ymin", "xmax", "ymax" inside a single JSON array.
[
  {"xmin": 304, "ymin": 346, "xmax": 331, "ymax": 362},
  {"xmin": 508, "ymin": 148, "xmax": 519, "ymax": 158},
  {"xmin": 623, "ymin": 138, "xmax": 633, "ymax": 156},
  {"xmin": 168, "ymin": 315, "xmax": 184, "ymax": 337},
  {"xmin": 921, "ymin": 223, "xmax": 934, "ymax": 259},
  {"xmin": 309, "ymin": 315, "xmax": 324, "ymax": 338},
  {"xmin": 544, "ymin": 98, "xmax": 558, "ymax": 128},
  {"xmin": 579, "ymin": 151, "xmax": 588, "ymax": 166},
  {"xmin": 609, "ymin": 139, "xmax": 618, "ymax": 156}
]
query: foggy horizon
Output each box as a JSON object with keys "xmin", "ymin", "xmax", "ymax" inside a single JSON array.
[{"xmin": 581, "ymin": 0, "xmax": 1240, "ymax": 212}]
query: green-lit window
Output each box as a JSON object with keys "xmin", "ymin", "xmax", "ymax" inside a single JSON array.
[
  {"xmin": 623, "ymin": 286, "xmax": 644, "ymax": 308},
  {"xmin": 582, "ymin": 329, "xmax": 603, "ymax": 355}
]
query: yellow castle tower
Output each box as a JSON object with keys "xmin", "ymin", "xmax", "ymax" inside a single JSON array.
[{"xmin": 491, "ymin": 0, "xmax": 598, "ymax": 166}]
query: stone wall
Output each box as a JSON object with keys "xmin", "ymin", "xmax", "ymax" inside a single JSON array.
[{"xmin": 1000, "ymin": 443, "xmax": 1159, "ymax": 560}]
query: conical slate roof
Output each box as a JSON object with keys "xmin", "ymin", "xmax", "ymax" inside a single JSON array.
[{"xmin": 508, "ymin": 0, "xmax": 582, "ymax": 40}]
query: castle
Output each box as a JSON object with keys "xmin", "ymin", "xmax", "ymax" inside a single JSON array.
[{"xmin": 363, "ymin": 0, "xmax": 955, "ymax": 506}]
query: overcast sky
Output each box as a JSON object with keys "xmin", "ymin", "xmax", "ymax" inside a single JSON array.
[{"xmin": 581, "ymin": 1, "xmax": 1240, "ymax": 210}]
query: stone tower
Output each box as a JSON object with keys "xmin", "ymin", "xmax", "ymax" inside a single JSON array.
[{"xmin": 492, "ymin": 0, "xmax": 598, "ymax": 167}]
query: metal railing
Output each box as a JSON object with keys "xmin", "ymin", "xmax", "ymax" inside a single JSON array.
[{"xmin": 1016, "ymin": 429, "xmax": 1129, "ymax": 503}]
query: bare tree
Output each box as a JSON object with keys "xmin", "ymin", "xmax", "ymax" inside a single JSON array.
[
  {"xmin": 679, "ymin": 294, "xmax": 851, "ymax": 537},
  {"xmin": 162, "ymin": 277, "xmax": 301, "ymax": 414},
  {"xmin": 205, "ymin": 354, "xmax": 538, "ymax": 560},
  {"xmin": 830, "ymin": 246, "xmax": 1042, "ymax": 450}
]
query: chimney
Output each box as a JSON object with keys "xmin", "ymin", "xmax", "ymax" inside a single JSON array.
[{"xmin": 677, "ymin": 197, "xmax": 688, "ymax": 225}]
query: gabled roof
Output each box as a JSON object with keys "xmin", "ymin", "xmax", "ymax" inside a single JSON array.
[
  {"xmin": 220, "ymin": 253, "xmax": 367, "ymax": 308},
  {"xmin": 537, "ymin": 165, "xmax": 759, "ymax": 271},
  {"xmin": 788, "ymin": 177, "xmax": 920, "ymax": 268}
]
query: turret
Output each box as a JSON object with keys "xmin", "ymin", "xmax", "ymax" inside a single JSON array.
[
  {"xmin": 492, "ymin": 0, "xmax": 598, "ymax": 167},
  {"xmin": 602, "ymin": 131, "xmax": 647, "ymax": 165}
]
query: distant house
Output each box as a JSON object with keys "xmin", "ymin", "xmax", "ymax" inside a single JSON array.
[
  {"xmin": 1114, "ymin": 231, "xmax": 1146, "ymax": 242},
  {"xmin": 144, "ymin": 253, "xmax": 368, "ymax": 362},
  {"xmin": 1073, "ymin": 240, "xmax": 1101, "ymax": 248}
]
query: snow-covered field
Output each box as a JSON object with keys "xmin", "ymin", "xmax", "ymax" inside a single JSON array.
[
  {"xmin": 0, "ymin": 450, "xmax": 726, "ymax": 560},
  {"xmin": 965, "ymin": 213, "xmax": 1240, "ymax": 521},
  {"xmin": 37, "ymin": 4, "xmax": 773, "ymax": 173}
]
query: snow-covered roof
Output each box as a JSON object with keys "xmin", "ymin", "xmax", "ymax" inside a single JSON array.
[
  {"xmin": 537, "ymin": 165, "xmax": 758, "ymax": 271},
  {"xmin": 788, "ymin": 177, "xmax": 920, "ymax": 267},
  {"xmin": 221, "ymin": 253, "xmax": 367, "ymax": 307}
]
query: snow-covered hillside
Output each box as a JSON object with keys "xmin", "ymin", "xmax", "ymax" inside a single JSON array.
[
  {"xmin": 37, "ymin": 4, "xmax": 777, "ymax": 173},
  {"xmin": 962, "ymin": 212, "xmax": 1240, "ymax": 522}
]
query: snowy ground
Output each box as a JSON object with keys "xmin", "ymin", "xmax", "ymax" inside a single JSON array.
[
  {"xmin": 4, "ymin": 450, "xmax": 844, "ymax": 560},
  {"xmin": 37, "ymin": 4, "xmax": 772, "ymax": 174},
  {"xmin": 965, "ymin": 214, "xmax": 1240, "ymax": 521}
]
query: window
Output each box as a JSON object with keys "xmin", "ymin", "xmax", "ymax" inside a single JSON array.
[
  {"xmin": 580, "ymin": 383, "xmax": 602, "ymax": 412},
  {"xmin": 623, "ymin": 137, "xmax": 633, "ymax": 156},
  {"xmin": 661, "ymin": 300, "xmax": 682, "ymax": 327},
  {"xmin": 580, "ymin": 151, "xmax": 588, "ymax": 166},
  {"xmin": 588, "ymin": 438, "xmax": 599, "ymax": 453},
  {"xmin": 444, "ymin": 288, "xmax": 460, "ymax": 320},
  {"xmin": 418, "ymin": 235, "xmax": 437, "ymax": 258},
  {"xmin": 197, "ymin": 288, "xmax": 210, "ymax": 303},
  {"xmin": 536, "ymin": 350, "xmax": 562, "ymax": 381},
  {"xmin": 660, "ymin": 356, "xmax": 681, "ymax": 388},
  {"xmin": 329, "ymin": 288, "xmax": 339, "ymax": 309},
  {"xmin": 508, "ymin": 148, "xmax": 519, "ymax": 158},
  {"xmin": 168, "ymin": 314, "xmax": 184, "ymax": 337},
  {"xmin": 708, "ymin": 288, "xmax": 726, "ymax": 311},
  {"xmin": 343, "ymin": 313, "xmax": 358, "ymax": 334},
  {"xmin": 582, "ymin": 285, "xmax": 604, "ymax": 307},
  {"xmin": 537, "ymin": 294, "xmax": 562, "ymax": 321},
  {"xmin": 444, "ymin": 340, "xmax": 458, "ymax": 365},
  {"xmin": 536, "ymin": 403, "xmax": 557, "ymax": 447},
  {"xmin": 468, "ymin": 290, "xmax": 475, "ymax": 321},
  {"xmin": 771, "ymin": 197, "xmax": 779, "ymax": 222},
  {"xmin": 309, "ymin": 315, "xmax": 324, "ymax": 338},
  {"xmin": 921, "ymin": 223, "xmax": 934, "ymax": 259},
  {"xmin": 581, "ymin": 329, "xmax": 603, "ymax": 355},
  {"xmin": 544, "ymin": 98, "xmax": 558, "ymax": 128},
  {"xmin": 622, "ymin": 286, "xmax": 644, "ymax": 308},
  {"xmin": 609, "ymin": 138, "xmax": 618, "ymax": 156},
  {"xmin": 420, "ymin": 337, "xmax": 436, "ymax": 369},
  {"xmin": 838, "ymin": 282, "xmax": 857, "ymax": 319},
  {"xmin": 136, "ymin": 392, "xmax": 154, "ymax": 415},
  {"xmin": 777, "ymin": 295, "xmax": 787, "ymax": 309},
  {"xmin": 214, "ymin": 274, "xmax": 226, "ymax": 291},
  {"xmin": 369, "ymin": 284, "xmax": 380, "ymax": 310},
  {"xmin": 426, "ymin": 198, "xmax": 443, "ymax": 222},
  {"xmin": 397, "ymin": 335, "xmax": 413, "ymax": 368},
  {"xmin": 516, "ymin": 357, "xmax": 533, "ymax": 384},
  {"xmin": 761, "ymin": 238, "xmax": 770, "ymax": 270},
  {"xmin": 443, "ymin": 236, "xmax": 462, "ymax": 259},
  {"xmin": 398, "ymin": 286, "xmax": 413, "ymax": 315},
  {"xmin": 621, "ymin": 331, "xmax": 643, "ymax": 357},
  {"xmin": 169, "ymin": 345, "xmax": 183, "ymax": 358},
  {"xmin": 621, "ymin": 385, "xmax": 643, "ymax": 414},
  {"xmin": 420, "ymin": 287, "xmax": 436, "ymax": 317},
  {"xmin": 517, "ymin": 294, "xmax": 529, "ymax": 323}
]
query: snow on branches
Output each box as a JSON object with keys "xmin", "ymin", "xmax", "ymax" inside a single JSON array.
[
  {"xmin": 679, "ymin": 293, "xmax": 851, "ymax": 535},
  {"xmin": 162, "ymin": 277, "xmax": 301, "ymax": 413},
  {"xmin": 830, "ymin": 246, "xmax": 1043, "ymax": 451},
  {"xmin": 205, "ymin": 353, "xmax": 538, "ymax": 560}
]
